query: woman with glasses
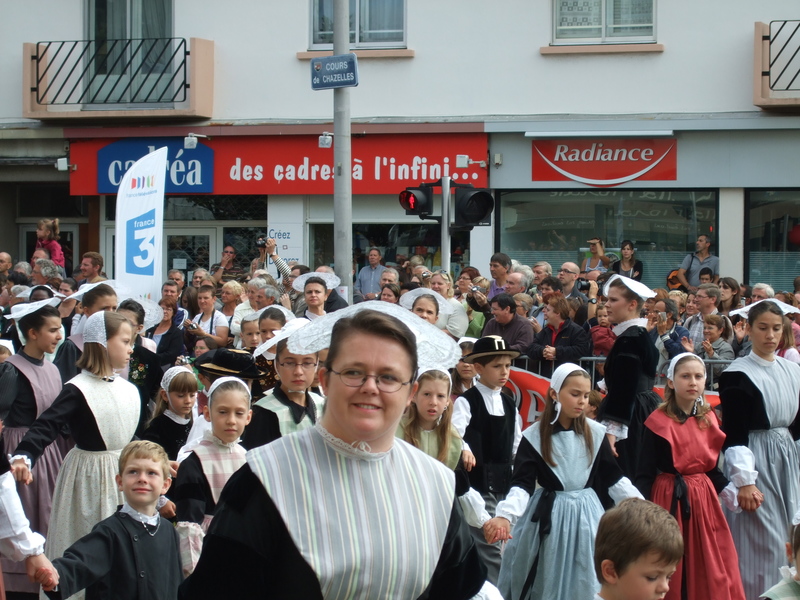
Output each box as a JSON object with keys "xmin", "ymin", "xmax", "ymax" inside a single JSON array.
[
  {"xmin": 180, "ymin": 307, "xmax": 489, "ymax": 599},
  {"xmin": 454, "ymin": 267, "xmax": 481, "ymax": 301},
  {"xmin": 241, "ymin": 323, "xmax": 322, "ymax": 449},
  {"xmin": 429, "ymin": 270, "xmax": 469, "ymax": 339}
]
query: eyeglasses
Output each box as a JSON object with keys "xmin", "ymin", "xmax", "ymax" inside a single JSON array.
[
  {"xmin": 329, "ymin": 368, "xmax": 411, "ymax": 392},
  {"xmin": 278, "ymin": 361, "xmax": 318, "ymax": 370},
  {"xmin": 558, "ymin": 269, "xmax": 577, "ymax": 275},
  {"xmin": 695, "ymin": 295, "xmax": 710, "ymax": 299}
]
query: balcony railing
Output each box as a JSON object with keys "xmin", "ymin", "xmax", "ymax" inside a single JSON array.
[
  {"xmin": 23, "ymin": 37, "xmax": 214, "ymax": 120},
  {"xmin": 754, "ymin": 21, "xmax": 800, "ymax": 109},
  {"xmin": 33, "ymin": 38, "xmax": 188, "ymax": 106}
]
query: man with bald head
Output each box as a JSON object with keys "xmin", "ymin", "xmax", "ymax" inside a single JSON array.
[
  {"xmin": 557, "ymin": 261, "xmax": 588, "ymax": 302},
  {"xmin": 0, "ymin": 253, "xmax": 11, "ymax": 276}
]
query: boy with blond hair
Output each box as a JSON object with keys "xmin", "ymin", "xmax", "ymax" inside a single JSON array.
[
  {"xmin": 40, "ymin": 441, "xmax": 181, "ymax": 600},
  {"xmin": 594, "ymin": 498, "xmax": 683, "ymax": 600}
]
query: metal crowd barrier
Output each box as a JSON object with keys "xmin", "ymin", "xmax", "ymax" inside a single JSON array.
[{"xmin": 512, "ymin": 356, "xmax": 734, "ymax": 390}]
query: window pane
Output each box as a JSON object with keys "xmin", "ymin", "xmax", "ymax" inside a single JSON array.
[
  {"xmin": 359, "ymin": 0, "xmax": 403, "ymax": 43},
  {"xmin": 607, "ymin": 0, "xmax": 653, "ymax": 38},
  {"xmin": 748, "ymin": 191, "xmax": 800, "ymax": 292},
  {"xmin": 313, "ymin": 0, "xmax": 356, "ymax": 45},
  {"xmin": 105, "ymin": 195, "xmax": 268, "ymax": 221},
  {"xmin": 555, "ymin": 0, "xmax": 602, "ymax": 40},
  {"xmin": 499, "ymin": 189, "xmax": 717, "ymax": 291}
]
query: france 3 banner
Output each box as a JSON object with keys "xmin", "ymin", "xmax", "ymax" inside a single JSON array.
[
  {"xmin": 504, "ymin": 367, "xmax": 720, "ymax": 431},
  {"xmin": 114, "ymin": 147, "xmax": 167, "ymax": 300}
]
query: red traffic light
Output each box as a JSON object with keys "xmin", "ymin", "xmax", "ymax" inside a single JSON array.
[{"xmin": 399, "ymin": 187, "xmax": 432, "ymax": 216}]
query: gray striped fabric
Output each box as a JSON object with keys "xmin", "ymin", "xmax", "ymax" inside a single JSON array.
[{"xmin": 247, "ymin": 425, "xmax": 454, "ymax": 599}]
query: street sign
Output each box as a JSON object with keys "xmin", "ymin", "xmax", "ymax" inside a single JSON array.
[{"xmin": 311, "ymin": 53, "xmax": 359, "ymax": 90}]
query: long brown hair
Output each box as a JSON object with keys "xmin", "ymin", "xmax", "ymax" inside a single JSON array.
[
  {"xmin": 539, "ymin": 369, "xmax": 593, "ymax": 467},
  {"xmin": 661, "ymin": 354, "xmax": 712, "ymax": 429},
  {"xmin": 451, "ymin": 340, "xmax": 475, "ymax": 397},
  {"xmin": 402, "ymin": 370, "xmax": 454, "ymax": 465}
]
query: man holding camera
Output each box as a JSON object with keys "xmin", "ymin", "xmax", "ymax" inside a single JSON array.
[{"xmin": 557, "ymin": 261, "xmax": 588, "ymax": 303}]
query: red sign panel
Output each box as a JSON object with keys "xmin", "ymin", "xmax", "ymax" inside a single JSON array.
[
  {"xmin": 70, "ymin": 133, "xmax": 488, "ymax": 195},
  {"xmin": 531, "ymin": 138, "xmax": 677, "ymax": 187}
]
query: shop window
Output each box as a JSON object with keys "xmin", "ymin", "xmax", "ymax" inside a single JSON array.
[
  {"xmin": 498, "ymin": 189, "xmax": 716, "ymax": 291},
  {"xmin": 311, "ymin": 223, "xmax": 470, "ymax": 275},
  {"xmin": 18, "ymin": 185, "xmax": 89, "ymax": 218},
  {"xmin": 747, "ymin": 190, "xmax": 800, "ymax": 292},
  {"xmin": 553, "ymin": 0, "xmax": 655, "ymax": 44},
  {"xmin": 311, "ymin": 0, "xmax": 405, "ymax": 49},
  {"xmin": 105, "ymin": 195, "xmax": 267, "ymax": 221}
]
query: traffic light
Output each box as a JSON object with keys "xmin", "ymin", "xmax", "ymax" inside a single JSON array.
[
  {"xmin": 454, "ymin": 187, "xmax": 494, "ymax": 229},
  {"xmin": 399, "ymin": 186, "xmax": 433, "ymax": 217}
]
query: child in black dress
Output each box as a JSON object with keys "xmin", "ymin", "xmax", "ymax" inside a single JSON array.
[{"xmin": 143, "ymin": 366, "xmax": 197, "ymax": 460}]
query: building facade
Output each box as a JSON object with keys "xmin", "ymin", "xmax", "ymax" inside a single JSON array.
[{"xmin": 1, "ymin": 1, "xmax": 799, "ymax": 288}]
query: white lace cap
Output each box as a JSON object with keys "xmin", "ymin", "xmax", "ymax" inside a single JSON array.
[
  {"xmin": 249, "ymin": 305, "xmax": 296, "ymax": 324},
  {"xmin": 10, "ymin": 296, "xmax": 61, "ymax": 321},
  {"xmin": 729, "ymin": 298, "xmax": 800, "ymax": 319},
  {"xmin": 83, "ymin": 311, "xmax": 109, "ymax": 347},
  {"xmin": 603, "ymin": 274, "xmax": 656, "ymax": 300},
  {"xmin": 416, "ymin": 367, "xmax": 452, "ymax": 384},
  {"xmin": 253, "ymin": 318, "xmax": 311, "ymax": 360},
  {"xmin": 666, "ymin": 352, "xmax": 705, "ymax": 382},
  {"xmin": 550, "ymin": 362, "xmax": 588, "ymax": 394},
  {"xmin": 458, "ymin": 337, "xmax": 478, "ymax": 346},
  {"xmin": 207, "ymin": 376, "xmax": 251, "ymax": 402},
  {"xmin": 292, "ymin": 272, "xmax": 340, "ymax": 293},
  {"xmin": 128, "ymin": 297, "xmax": 164, "ymax": 331},
  {"xmin": 160, "ymin": 365, "xmax": 194, "ymax": 393},
  {"xmin": 398, "ymin": 288, "xmax": 454, "ymax": 316},
  {"xmin": 15, "ymin": 285, "xmax": 63, "ymax": 301},
  {"xmin": 287, "ymin": 302, "xmax": 462, "ymax": 370}
]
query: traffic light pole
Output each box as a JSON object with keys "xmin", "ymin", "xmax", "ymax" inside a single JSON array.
[
  {"xmin": 332, "ymin": 0, "xmax": 352, "ymax": 302},
  {"xmin": 440, "ymin": 176, "xmax": 451, "ymax": 274}
]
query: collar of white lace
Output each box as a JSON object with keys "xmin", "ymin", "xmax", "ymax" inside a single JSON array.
[
  {"xmin": 202, "ymin": 429, "xmax": 240, "ymax": 449},
  {"xmin": 612, "ymin": 317, "xmax": 648, "ymax": 337},
  {"xmin": 164, "ymin": 409, "xmax": 191, "ymax": 425},
  {"xmin": 315, "ymin": 423, "xmax": 391, "ymax": 461}
]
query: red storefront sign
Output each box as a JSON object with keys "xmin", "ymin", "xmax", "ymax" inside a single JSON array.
[
  {"xmin": 70, "ymin": 133, "xmax": 488, "ymax": 195},
  {"xmin": 531, "ymin": 138, "xmax": 677, "ymax": 187}
]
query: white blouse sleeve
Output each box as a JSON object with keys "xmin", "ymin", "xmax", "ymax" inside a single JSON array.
[
  {"xmin": 458, "ymin": 488, "xmax": 492, "ymax": 529},
  {"xmin": 0, "ymin": 472, "xmax": 45, "ymax": 561},
  {"xmin": 723, "ymin": 446, "xmax": 758, "ymax": 487},
  {"xmin": 494, "ymin": 486, "xmax": 530, "ymax": 526},
  {"xmin": 608, "ymin": 476, "xmax": 643, "ymax": 504}
]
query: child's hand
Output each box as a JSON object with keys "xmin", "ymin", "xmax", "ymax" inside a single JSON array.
[
  {"xmin": 159, "ymin": 500, "xmax": 177, "ymax": 519},
  {"xmin": 606, "ymin": 433, "xmax": 618, "ymax": 458},
  {"xmin": 483, "ymin": 517, "xmax": 511, "ymax": 544},
  {"xmin": 169, "ymin": 460, "xmax": 180, "ymax": 478},
  {"xmin": 26, "ymin": 554, "xmax": 58, "ymax": 590},
  {"xmin": 461, "ymin": 449, "xmax": 476, "ymax": 472},
  {"xmin": 11, "ymin": 459, "xmax": 32, "ymax": 485},
  {"xmin": 738, "ymin": 484, "xmax": 763, "ymax": 512}
]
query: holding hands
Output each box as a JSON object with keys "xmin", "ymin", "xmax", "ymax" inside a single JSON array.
[
  {"xmin": 483, "ymin": 517, "xmax": 511, "ymax": 544},
  {"xmin": 27, "ymin": 554, "xmax": 58, "ymax": 591}
]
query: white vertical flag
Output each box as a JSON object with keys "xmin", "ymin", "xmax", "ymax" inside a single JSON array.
[{"xmin": 114, "ymin": 146, "xmax": 167, "ymax": 300}]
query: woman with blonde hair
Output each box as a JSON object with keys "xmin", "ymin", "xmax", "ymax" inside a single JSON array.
[{"xmin": 429, "ymin": 270, "xmax": 468, "ymax": 338}]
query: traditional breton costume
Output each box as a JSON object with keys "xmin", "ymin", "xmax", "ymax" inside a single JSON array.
[
  {"xmin": 396, "ymin": 419, "xmax": 463, "ymax": 470},
  {"xmin": 636, "ymin": 353, "xmax": 745, "ymax": 600},
  {"xmin": 142, "ymin": 366, "xmax": 195, "ymax": 460},
  {"xmin": 179, "ymin": 301, "xmax": 487, "ymax": 600},
  {"xmin": 241, "ymin": 319, "xmax": 323, "ymax": 449},
  {"xmin": 597, "ymin": 275, "xmax": 661, "ymax": 478},
  {"xmin": 761, "ymin": 566, "xmax": 800, "ymax": 600},
  {"xmin": 719, "ymin": 301, "xmax": 800, "ymax": 600},
  {"xmin": 179, "ymin": 424, "xmax": 485, "ymax": 599},
  {"xmin": 0, "ymin": 299, "xmax": 68, "ymax": 592},
  {"xmin": 174, "ymin": 377, "xmax": 248, "ymax": 576},
  {"xmin": 46, "ymin": 504, "xmax": 182, "ymax": 600},
  {"xmin": 453, "ymin": 336, "xmax": 523, "ymax": 585},
  {"xmin": 496, "ymin": 363, "xmax": 641, "ymax": 600},
  {"xmin": 12, "ymin": 311, "xmax": 140, "ymax": 600}
]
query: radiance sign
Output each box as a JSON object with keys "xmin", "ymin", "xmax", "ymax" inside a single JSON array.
[{"xmin": 532, "ymin": 138, "xmax": 677, "ymax": 187}]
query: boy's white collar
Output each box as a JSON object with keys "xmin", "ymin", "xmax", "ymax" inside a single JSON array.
[{"xmin": 120, "ymin": 502, "xmax": 159, "ymax": 526}]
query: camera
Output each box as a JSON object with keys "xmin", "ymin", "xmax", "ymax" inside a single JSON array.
[
  {"xmin": 188, "ymin": 322, "xmax": 198, "ymax": 330},
  {"xmin": 576, "ymin": 280, "xmax": 592, "ymax": 292},
  {"xmin": 470, "ymin": 286, "xmax": 482, "ymax": 293},
  {"xmin": 422, "ymin": 271, "xmax": 432, "ymax": 279},
  {"xmin": 176, "ymin": 356, "xmax": 191, "ymax": 366},
  {"xmin": 255, "ymin": 236, "xmax": 267, "ymax": 248}
]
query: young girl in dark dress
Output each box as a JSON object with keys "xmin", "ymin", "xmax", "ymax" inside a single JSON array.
[
  {"xmin": 596, "ymin": 274, "xmax": 661, "ymax": 479},
  {"xmin": 143, "ymin": 366, "xmax": 198, "ymax": 460}
]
